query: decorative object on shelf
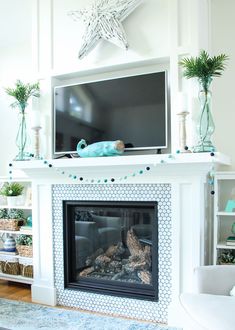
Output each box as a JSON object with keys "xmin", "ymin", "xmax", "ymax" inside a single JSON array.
[
  {"xmin": 0, "ymin": 182, "xmax": 24, "ymax": 207},
  {"xmin": 0, "ymin": 208, "xmax": 24, "ymax": 231},
  {"xmin": 26, "ymin": 215, "xmax": 32, "ymax": 227},
  {"xmin": 177, "ymin": 92, "xmax": 191, "ymax": 153},
  {"xmin": 32, "ymin": 126, "xmax": 42, "ymax": 159},
  {"xmin": 2, "ymin": 235, "xmax": 16, "ymax": 252},
  {"xmin": 5, "ymin": 80, "xmax": 40, "ymax": 160},
  {"xmin": 68, "ymin": 0, "xmax": 143, "ymax": 59},
  {"xmin": 179, "ymin": 50, "xmax": 229, "ymax": 152},
  {"xmin": 225, "ymin": 200, "xmax": 235, "ymax": 212},
  {"xmin": 19, "ymin": 257, "xmax": 33, "ymax": 278},
  {"xmin": 16, "ymin": 234, "xmax": 33, "ymax": 257},
  {"xmin": 25, "ymin": 186, "xmax": 32, "ymax": 207},
  {"xmin": 226, "ymin": 219, "xmax": 235, "ymax": 246},
  {"xmin": 0, "ymin": 255, "xmax": 19, "ymax": 275},
  {"xmin": 77, "ymin": 139, "xmax": 125, "ymax": 157},
  {"xmin": 31, "ymin": 105, "xmax": 42, "ymax": 160},
  {"xmin": 218, "ymin": 250, "xmax": 235, "ymax": 265},
  {"xmin": 226, "ymin": 236, "xmax": 235, "ymax": 246}
]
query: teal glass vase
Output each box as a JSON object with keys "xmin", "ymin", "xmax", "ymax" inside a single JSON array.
[
  {"xmin": 193, "ymin": 77, "xmax": 216, "ymax": 152},
  {"xmin": 15, "ymin": 104, "xmax": 31, "ymax": 161}
]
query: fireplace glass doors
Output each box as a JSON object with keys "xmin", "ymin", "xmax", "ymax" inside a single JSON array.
[{"xmin": 63, "ymin": 201, "xmax": 158, "ymax": 301}]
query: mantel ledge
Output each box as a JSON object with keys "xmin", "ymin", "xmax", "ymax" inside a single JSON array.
[{"xmin": 10, "ymin": 152, "xmax": 230, "ymax": 177}]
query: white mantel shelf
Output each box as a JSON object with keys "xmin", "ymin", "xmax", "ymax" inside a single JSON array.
[
  {"xmin": 11, "ymin": 152, "xmax": 230, "ymax": 169},
  {"xmin": 10, "ymin": 152, "xmax": 231, "ymax": 182}
]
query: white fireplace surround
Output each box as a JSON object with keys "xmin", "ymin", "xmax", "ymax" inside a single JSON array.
[
  {"xmin": 52, "ymin": 183, "xmax": 171, "ymax": 323},
  {"xmin": 12, "ymin": 152, "xmax": 230, "ymax": 325}
]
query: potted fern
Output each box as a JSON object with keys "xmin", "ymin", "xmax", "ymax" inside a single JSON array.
[
  {"xmin": 179, "ymin": 50, "xmax": 228, "ymax": 152},
  {"xmin": 5, "ymin": 80, "xmax": 40, "ymax": 160}
]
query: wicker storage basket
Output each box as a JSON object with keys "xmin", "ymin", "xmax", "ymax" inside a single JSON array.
[
  {"xmin": 19, "ymin": 258, "xmax": 33, "ymax": 278},
  {"xmin": 0, "ymin": 256, "xmax": 19, "ymax": 275},
  {"xmin": 17, "ymin": 245, "xmax": 33, "ymax": 257},
  {"xmin": 0, "ymin": 218, "xmax": 24, "ymax": 231}
]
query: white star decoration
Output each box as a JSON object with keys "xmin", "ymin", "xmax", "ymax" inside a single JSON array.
[{"xmin": 68, "ymin": 0, "xmax": 143, "ymax": 59}]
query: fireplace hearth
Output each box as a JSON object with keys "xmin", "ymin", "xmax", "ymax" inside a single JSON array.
[{"xmin": 63, "ymin": 201, "xmax": 158, "ymax": 301}]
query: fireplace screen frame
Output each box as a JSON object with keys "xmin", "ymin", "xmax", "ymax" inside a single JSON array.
[{"xmin": 63, "ymin": 200, "xmax": 158, "ymax": 301}]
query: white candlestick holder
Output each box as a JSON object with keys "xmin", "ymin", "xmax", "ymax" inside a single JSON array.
[
  {"xmin": 177, "ymin": 111, "xmax": 191, "ymax": 153},
  {"xmin": 32, "ymin": 126, "xmax": 42, "ymax": 159}
]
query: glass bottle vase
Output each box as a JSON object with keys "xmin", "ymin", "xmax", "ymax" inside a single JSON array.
[
  {"xmin": 15, "ymin": 107, "xmax": 30, "ymax": 161},
  {"xmin": 193, "ymin": 78, "xmax": 216, "ymax": 152}
]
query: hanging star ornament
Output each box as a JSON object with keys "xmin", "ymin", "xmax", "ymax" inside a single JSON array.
[{"xmin": 68, "ymin": 0, "xmax": 143, "ymax": 59}]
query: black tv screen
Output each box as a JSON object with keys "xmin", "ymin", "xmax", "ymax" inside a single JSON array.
[{"xmin": 54, "ymin": 71, "xmax": 168, "ymax": 155}]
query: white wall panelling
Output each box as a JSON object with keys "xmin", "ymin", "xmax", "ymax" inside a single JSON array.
[
  {"xmin": 1, "ymin": 0, "xmax": 235, "ymax": 176},
  {"xmin": 30, "ymin": 0, "xmax": 212, "ymax": 157},
  {"xmin": 31, "ymin": 183, "xmax": 56, "ymax": 305}
]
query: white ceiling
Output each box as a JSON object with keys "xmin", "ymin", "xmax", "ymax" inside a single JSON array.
[{"xmin": 0, "ymin": 0, "xmax": 32, "ymax": 48}]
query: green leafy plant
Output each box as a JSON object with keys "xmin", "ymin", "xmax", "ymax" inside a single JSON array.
[
  {"xmin": 16, "ymin": 234, "xmax": 32, "ymax": 246},
  {"xmin": 7, "ymin": 209, "xmax": 24, "ymax": 220},
  {"xmin": 0, "ymin": 208, "xmax": 7, "ymax": 219},
  {"xmin": 5, "ymin": 80, "xmax": 40, "ymax": 112},
  {"xmin": 179, "ymin": 50, "xmax": 229, "ymax": 91},
  {"xmin": 218, "ymin": 251, "xmax": 235, "ymax": 264},
  {"xmin": 0, "ymin": 182, "xmax": 24, "ymax": 197}
]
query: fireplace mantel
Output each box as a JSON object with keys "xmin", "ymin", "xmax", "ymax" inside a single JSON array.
[
  {"xmin": 12, "ymin": 151, "xmax": 230, "ymax": 324},
  {"xmin": 11, "ymin": 152, "xmax": 231, "ymax": 181}
]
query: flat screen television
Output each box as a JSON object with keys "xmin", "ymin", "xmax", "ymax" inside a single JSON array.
[{"xmin": 53, "ymin": 70, "xmax": 169, "ymax": 156}]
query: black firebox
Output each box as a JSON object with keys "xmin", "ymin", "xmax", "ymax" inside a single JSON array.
[{"xmin": 63, "ymin": 201, "xmax": 158, "ymax": 301}]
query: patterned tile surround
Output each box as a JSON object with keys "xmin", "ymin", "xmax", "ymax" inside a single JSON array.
[{"xmin": 52, "ymin": 183, "xmax": 172, "ymax": 323}]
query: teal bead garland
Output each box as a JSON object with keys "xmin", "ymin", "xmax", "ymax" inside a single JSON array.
[{"xmin": 7, "ymin": 151, "xmax": 216, "ymax": 194}]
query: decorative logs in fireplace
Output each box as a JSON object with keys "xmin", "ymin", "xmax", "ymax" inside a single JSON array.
[
  {"xmin": 78, "ymin": 228, "xmax": 152, "ymax": 285},
  {"xmin": 64, "ymin": 200, "xmax": 158, "ymax": 301}
]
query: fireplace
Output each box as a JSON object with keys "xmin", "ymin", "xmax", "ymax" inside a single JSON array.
[
  {"xmin": 51, "ymin": 183, "xmax": 171, "ymax": 322},
  {"xmin": 63, "ymin": 201, "xmax": 158, "ymax": 301},
  {"xmin": 16, "ymin": 153, "xmax": 228, "ymax": 323}
]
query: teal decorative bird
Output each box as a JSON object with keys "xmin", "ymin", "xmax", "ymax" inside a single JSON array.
[{"xmin": 77, "ymin": 139, "xmax": 125, "ymax": 157}]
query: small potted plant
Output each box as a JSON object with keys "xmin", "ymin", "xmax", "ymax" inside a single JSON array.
[
  {"xmin": 0, "ymin": 208, "xmax": 24, "ymax": 231},
  {"xmin": 0, "ymin": 182, "xmax": 24, "ymax": 207},
  {"xmin": 16, "ymin": 234, "xmax": 33, "ymax": 257}
]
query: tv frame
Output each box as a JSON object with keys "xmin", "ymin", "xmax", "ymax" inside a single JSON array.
[{"xmin": 53, "ymin": 69, "xmax": 170, "ymax": 157}]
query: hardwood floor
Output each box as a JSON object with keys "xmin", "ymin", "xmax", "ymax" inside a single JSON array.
[{"xmin": 0, "ymin": 280, "xmax": 32, "ymax": 302}]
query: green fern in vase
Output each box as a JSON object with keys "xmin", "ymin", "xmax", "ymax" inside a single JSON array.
[
  {"xmin": 5, "ymin": 80, "xmax": 40, "ymax": 112},
  {"xmin": 179, "ymin": 50, "xmax": 229, "ymax": 92},
  {"xmin": 179, "ymin": 50, "xmax": 229, "ymax": 152}
]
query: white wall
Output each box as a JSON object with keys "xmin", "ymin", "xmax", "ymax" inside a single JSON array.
[
  {"xmin": 0, "ymin": 44, "xmax": 32, "ymax": 175},
  {"xmin": 51, "ymin": 0, "xmax": 170, "ymax": 72},
  {"xmin": 211, "ymin": 0, "xmax": 235, "ymax": 169},
  {"xmin": 0, "ymin": 0, "xmax": 33, "ymax": 176}
]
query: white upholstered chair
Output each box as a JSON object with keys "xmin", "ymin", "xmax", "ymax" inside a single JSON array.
[{"xmin": 180, "ymin": 265, "xmax": 235, "ymax": 330}]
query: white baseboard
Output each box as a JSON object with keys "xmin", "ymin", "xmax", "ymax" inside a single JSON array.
[{"xmin": 31, "ymin": 284, "xmax": 56, "ymax": 306}]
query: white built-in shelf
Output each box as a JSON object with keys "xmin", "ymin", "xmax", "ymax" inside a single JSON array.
[
  {"xmin": 0, "ymin": 229, "xmax": 32, "ymax": 235},
  {"xmin": 217, "ymin": 241, "xmax": 235, "ymax": 249},
  {"xmin": 51, "ymin": 57, "xmax": 170, "ymax": 81},
  {"xmin": 217, "ymin": 212, "xmax": 235, "ymax": 216},
  {"xmin": 0, "ymin": 273, "xmax": 33, "ymax": 284},
  {"xmin": 0, "ymin": 253, "xmax": 33, "ymax": 261},
  {"xmin": 0, "ymin": 205, "xmax": 32, "ymax": 210}
]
